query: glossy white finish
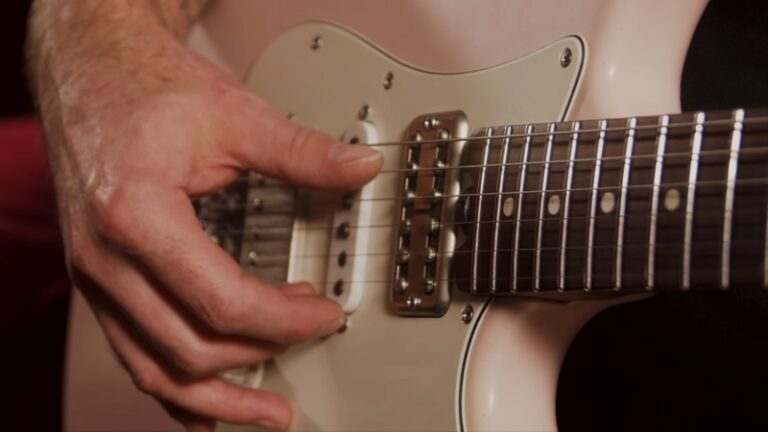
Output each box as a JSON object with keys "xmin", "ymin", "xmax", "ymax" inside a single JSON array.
[{"xmin": 63, "ymin": 1, "xmax": 708, "ymax": 430}]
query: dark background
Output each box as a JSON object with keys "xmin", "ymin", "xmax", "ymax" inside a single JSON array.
[{"xmin": 1, "ymin": 0, "xmax": 766, "ymax": 431}]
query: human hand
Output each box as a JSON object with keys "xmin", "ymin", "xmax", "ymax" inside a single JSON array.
[{"xmin": 30, "ymin": 11, "xmax": 382, "ymax": 431}]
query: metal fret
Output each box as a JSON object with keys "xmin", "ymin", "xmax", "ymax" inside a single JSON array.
[
  {"xmin": 585, "ymin": 120, "xmax": 608, "ymax": 291},
  {"xmin": 614, "ymin": 118, "xmax": 637, "ymax": 290},
  {"xmin": 683, "ymin": 112, "xmax": 706, "ymax": 290},
  {"xmin": 471, "ymin": 128, "xmax": 493, "ymax": 293},
  {"xmin": 559, "ymin": 121, "xmax": 579, "ymax": 291},
  {"xmin": 647, "ymin": 115, "xmax": 669, "ymax": 290},
  {"xmin": 511, "ymin": 124, "xmax": 533, "ymax": 292},
  {"xmin": 721, "ymin": 109, "xmax": 744, "ymax": 289},
  {"xmin": 534, "ymin": 123, "xmax": 556, "ymax": 291},
  {"xmin": 490, "ymin": 126, "xmax": 512, "ymax": 293}
]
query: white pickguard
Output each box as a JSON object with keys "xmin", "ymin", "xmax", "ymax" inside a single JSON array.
[
  {"xmin": 64, "ymin": 2, "xmax": 707, "ymax": 430},
  {"xmin": 240, "ymin": 22, "xmax": 580, "ymax": 431}
]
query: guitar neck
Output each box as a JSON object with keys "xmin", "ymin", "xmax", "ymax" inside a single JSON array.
[{"xmin": 454, "ymin": 108, "xmax": 768, "ymax": 296}]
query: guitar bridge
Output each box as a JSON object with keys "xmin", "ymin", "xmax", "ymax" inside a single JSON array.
[{"xmin": 390, "ymin": 111, "xmax": 468, "ymax": 316}]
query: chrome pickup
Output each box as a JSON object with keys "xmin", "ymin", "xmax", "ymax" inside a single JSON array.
[{"xmin": 390, "ymin": 111, "xmax": 468, "ymax": 316}]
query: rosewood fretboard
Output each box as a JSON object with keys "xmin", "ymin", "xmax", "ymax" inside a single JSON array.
[{"xmin": 453, "ymin": 108, "xmax": 768, "ymax": 296}]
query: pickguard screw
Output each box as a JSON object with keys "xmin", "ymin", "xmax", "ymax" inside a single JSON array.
[
  {"xmin": 461, "ymin": 305, "xmax": 474, "ymax": 324},
  {"xmin": 310, "ymin": 35, "xmax": 322, "ymax": 50},
  {"xmin": 383, "ymin": 71, "xmax": 394, "ymax": 90},
  {"xmin": 333, "ymin": 279, "xmax": 344, "ymax": 296},
  {"xmin": 560, "ymin": 48, "xmax": 572, "ymax": 68},
  {"xmin": 358, "ymin": 104, "xmax": 370, "ymax": 120}
]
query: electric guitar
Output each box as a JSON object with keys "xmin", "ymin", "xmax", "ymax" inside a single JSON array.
[{"xmin": 64, "ymin": 2, "xmax": 768, "ymax": 430}]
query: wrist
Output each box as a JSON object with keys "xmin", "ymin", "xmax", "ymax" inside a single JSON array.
[{"xmin": 27, "ymin": 0, "xmax": 204, "ymax": 109}]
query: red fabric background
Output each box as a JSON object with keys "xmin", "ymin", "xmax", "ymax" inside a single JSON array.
[{"xmin": 0, "ymin": 118, "xmax": 69, "ymax": 337}]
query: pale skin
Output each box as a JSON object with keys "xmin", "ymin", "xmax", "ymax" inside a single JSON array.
[{"xmin": 26, "ymin": 0, "xmax": 383, "ymax": 430}]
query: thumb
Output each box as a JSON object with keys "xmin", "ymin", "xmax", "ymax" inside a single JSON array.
[{"xmin": 218, "ymin": 94, "xmax": 383, "ymax": 190}]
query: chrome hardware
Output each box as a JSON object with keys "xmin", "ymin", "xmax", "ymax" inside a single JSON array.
[
  {"xmin": 461, "ymin": 305, "xmax": 474, "ymax": 324},
  {"xmin": 391, "ymin": 111, "xmax": 468, "ymax": 316},
  {"xmin": 423, "ymin": 116, "xmax": 440, "ymax": 130},
  {"xmin": 400, "ymin": 219, "xmax": 412, "ymax": 234},
  {"xmin": 405, "ymin": 296, "xmax": 421, "ymax": 310},
  {"xmin": 422, "ymin": 278, "xmax": 435, "ymax": 295},
  {"xmin": 560, "ymin": 47, "xmax": 572, "ymax": 68},
  {"xmin": 395, "ymin": 278, "xmax": 408, "ymax": 295}
]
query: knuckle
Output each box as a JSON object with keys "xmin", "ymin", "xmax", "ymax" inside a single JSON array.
[
  {"xmin": 199, "ymin": 294, "xmax": 242, "ymax": 334},
  {"xmin": 131, "ymin": 364, "xmax": 164, "ymax": 395},
  {"xmin": 89, "ymin": 185, "xmax": 137, "ymax": 246},
  {"xmin": 284, "ymin": 127, "xmax": 315, "ymax": 166},
  {"xmin": 168, "ymin": 343, "xmax": 211, "ymax": 378}
]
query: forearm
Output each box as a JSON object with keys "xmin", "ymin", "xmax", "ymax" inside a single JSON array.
[{"xmin": 26, "ymin": 0, "xmax": 211, "ymax": 106}]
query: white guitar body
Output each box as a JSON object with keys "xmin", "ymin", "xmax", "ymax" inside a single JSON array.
[{"xmin": 64, "ymin": 2, "xmax": 707, "ymax": 430}]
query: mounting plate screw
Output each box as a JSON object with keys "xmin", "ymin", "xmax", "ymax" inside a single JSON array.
[
  {"xmin": 358, "ymin": 104, "xmax": 370, "ymax": 120},
  {"xmin": 461, "ymin": 305, "xmax": 474, "ymax": 324},
  {"xmin": 395, "ymin": 278, "xmax": 408, "ymax": 295},
  {"xmin": 560, "ymin": 47, "xmax": 572, "ymax": 68},
  {"xmin": 310, "ymin": 35, "xmax": 322, "ymax": 50},
  {"xmin": 423, "ymin": 116, "xmax": 440, "ymax": 130},
  {"xmin": 406, "ymin": 296, "xmax": 422, "ymax": 310}
]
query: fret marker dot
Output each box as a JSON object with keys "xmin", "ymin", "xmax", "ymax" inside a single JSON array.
[
  {"xmin": 600, "ymin": 192, "xmax": 616, "ymax": 214},
  {"xmin": 503, "ymin": 197, "xmax": 515, "ymax": 217},
  {"xmin": 664, "ymin": 188, "xmax": 681, "ymax": 211},
  {"xmin": 547, "ymin": 195, "xmax": 561, "ymax": 215}
]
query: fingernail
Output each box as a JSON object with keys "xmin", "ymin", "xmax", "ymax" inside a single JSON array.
[
  {"xmin": 328, "ymin": 142, "xmax": 382, "ymax": 164},
  {"xmin": 255, "ymin": 419, "xmax": 287, "ymax": 431},
  {"xmin": 317, "ymin": 316, "xmax": 346, "ymax": 338}
]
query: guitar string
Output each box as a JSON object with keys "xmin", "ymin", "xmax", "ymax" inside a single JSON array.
[
  {"xmin": 204, "ymin": 203, "xmax": 768, "ymax": 236},
  {"xmin": 291, "ymin": 274, "xmax": 750, "ymax": 288},
  {"xmin": 223, "ymin": 136, "xmax": 768, "ymax": 191},
  {"xmin": 239, "ymin": 238, "xmax": 767, "ymax": 262},
  {"xmin": 219, "ymin": 116, "xmax": 768, "ymax": 155},
  {"xmin": 200, "ymin": 176, "xmax": 768, "ymax": 210}
]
